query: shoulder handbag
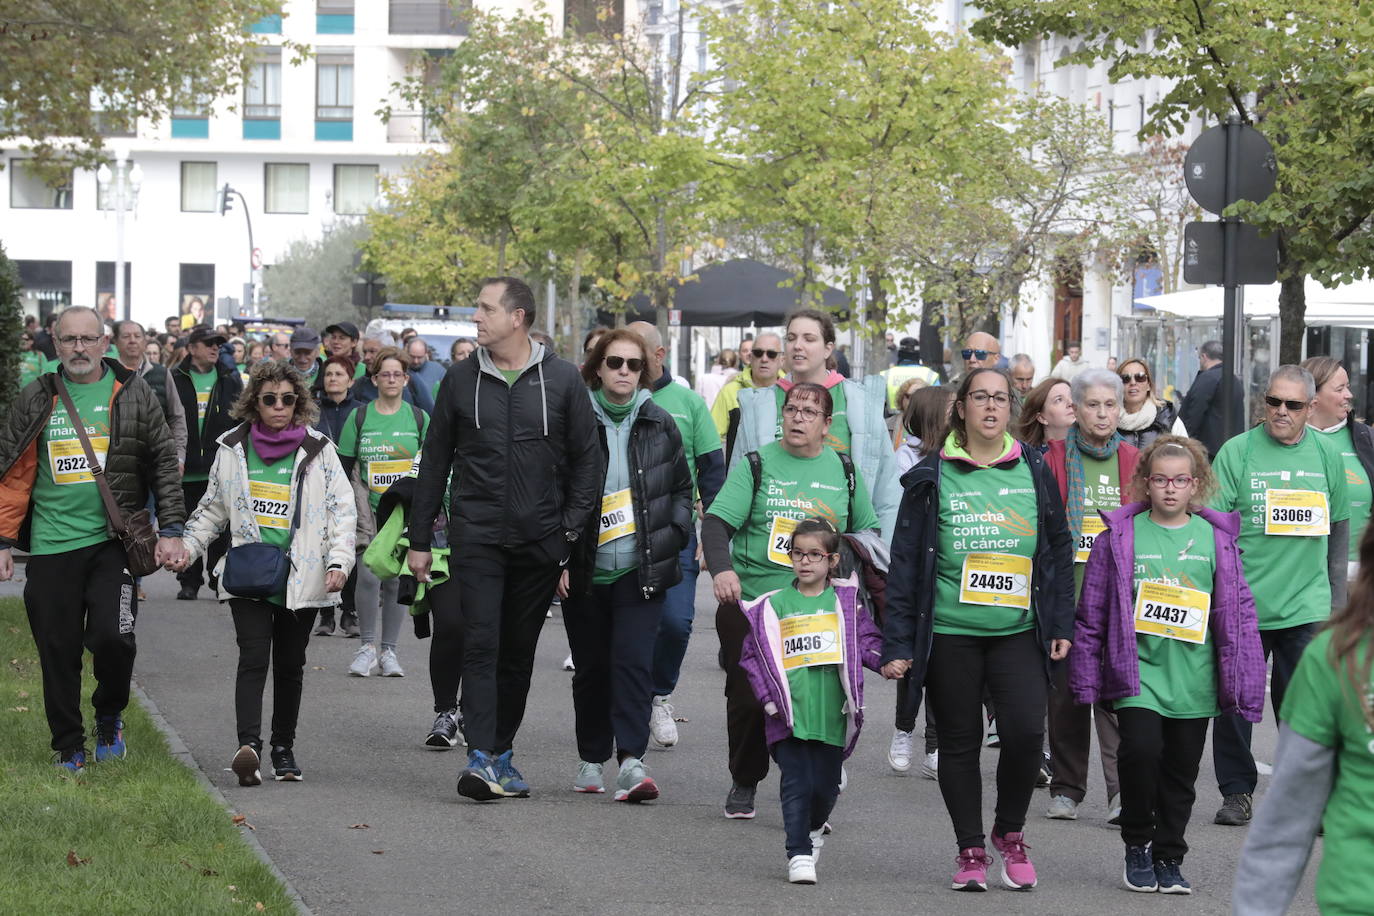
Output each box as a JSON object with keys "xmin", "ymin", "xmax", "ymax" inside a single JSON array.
[
  {"xmin": 221, "ymin": 452, "xmax": 313, "ymax": 600},
  {"xmin": 54, "ymin": 376, "xmax": 161, "ymax": 577}
]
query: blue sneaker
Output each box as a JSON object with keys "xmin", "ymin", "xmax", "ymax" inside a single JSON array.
[
  {"xmin": 57, "ymin": 747, "xmax": 87, "ymax": 773},
  {"xmin": 456, "ymin": 750, "xmax": 508, "ymax": 801},
  {"xmin": 1123, "ymin": 843, "xmax": 1157, "ymax": 893},
  {"xmin": 95, "ymin": 716, "xmax": 127, "ymax": 761},
  {"xmin": 493, "ymin": 750, "xmax": 531, "ymax": 798},
  {"xmin": 1154, "ymin": 860, "xmax": 1192, "ymax": 895}
]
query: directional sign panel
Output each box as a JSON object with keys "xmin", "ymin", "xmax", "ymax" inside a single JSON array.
[
  {"xmin": 1184, "ymin": 125, "xmax": 1278, "ymax": 215},
  {"xmin": 1182, "ymin": 222, "xmax": 1279, "ymax": 286}
]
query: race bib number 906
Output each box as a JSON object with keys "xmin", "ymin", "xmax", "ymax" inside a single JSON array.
[
  {"xmin": 1134, "ymin": 580, "xmax": 1210, "ymax": 644},
  {"xmin": 1264, "ymin": 488, "xmax": 1330, "ymax": 537},
  {"xmin": 959, "ymin": 553, "xmax": 1032, "ymax": 609},
  {"xmin": 598, "ymin": 488, "xmax": 636, "ymax": 546}
]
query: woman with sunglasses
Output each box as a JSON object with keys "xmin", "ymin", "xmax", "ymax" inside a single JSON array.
[
  {"xmin": 558, "ymin": 329, "xmax": 693, "ymax": 801},
  {"xmin": 174, "ymin": 360, "xmax": 356, "ymax": 784},
  {"xmin": 338, "ymin": 347, "xmax": 430, "ymax": 678},
  {"xmin": 1117, "ymin": 360, "xmax": 1185, "ymax": 450},
  {"xmin": 705, "ymin": 382, "xmax": 881, "ymax": 819},
  {"xmin": 1302, "ymin": 355, "xmax": 1374, "ymax": 582},
  {"xmin": 881, "ymin": 368, "xmax": 1074, "ymax": 892}
]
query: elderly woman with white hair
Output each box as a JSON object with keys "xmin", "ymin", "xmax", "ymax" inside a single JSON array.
[{"xmin": 1041, "ymin": 368, "xmax": 1143, "ymax": 823}]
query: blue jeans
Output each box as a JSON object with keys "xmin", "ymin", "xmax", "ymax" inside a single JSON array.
[
  {"xmin": 651, "ymin": 528, "xmax": 698, "ymax": 697},
  {"xmin": 771, "ymin": 737, "xmax": 844, "ymax": 859}
]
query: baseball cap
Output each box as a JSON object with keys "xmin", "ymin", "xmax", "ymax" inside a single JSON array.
[
  {"xmin": 324, "ymin": 321, "xmax": 360, "ymax": 339},
  {"xmin": 188, "ymin": 326, "xmax": 227, "ymax": 347},
  {"xmin": 290, "ymin": 327, "xmax": 322, "ymax": 351}
]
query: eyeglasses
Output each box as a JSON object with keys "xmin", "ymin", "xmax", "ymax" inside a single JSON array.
[
  {"xmin": 57, "ymin": 335, "xmax": 103, "ymax": 349},
  {"xmin": 967, "ymin": 391, "xmax": 1011, "ymax": 407},
  {"xmin": 789, "ymin": 549, "xmax": 835, "ymax": 564},
  {"xmin": 961, "ymin": 348, "xmax": 990, "ymax": 360},
  {"xmin": 1148, "ymin": 474, "xmax": 1195, "ymax": 489},
  {"xmin": 751, "ymin": 348, "xmax": 780, "ymax": 360},
  {"xmin": 259, "ymin": 393, "xmax": 299, "ymax": 407},
  {"xmin": 782, "ymin": 404, "xmax": 825, "ymax": 421},
  {"xmin": 1120, "ymin": 372, "xmax": 1150, "ymax": 384},
  {"xmin": 375, "ymin": 371, "xmax": 406, "ymax": 380},
  {"xmin": 603, "ymin": 356, "xmax": 644, "ymax": 372},
  {"xmin": 1264, "ymin": 395, "xmax": 1309, "ymax": 412}
]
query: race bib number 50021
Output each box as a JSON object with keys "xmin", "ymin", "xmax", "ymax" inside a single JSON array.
[{"xmin": 959, "ymin": 553, "xmax": 1032, "ymax": 609}]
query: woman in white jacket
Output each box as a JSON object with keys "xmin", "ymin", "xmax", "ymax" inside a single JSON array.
[{"xmin": 175, "ymin": 360, "xmax": 356, "ymax": 786}]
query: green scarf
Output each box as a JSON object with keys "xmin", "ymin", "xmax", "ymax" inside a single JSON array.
[
  {"xmin": 594, "ymin": 387, "xmax": 635, "ymax": 424},
  {"xmin": 1064, "ymin": 425, "xmax": 1123, "ymax": 542}
]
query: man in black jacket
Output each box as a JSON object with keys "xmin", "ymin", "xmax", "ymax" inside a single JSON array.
[
  {"xmin": 1179, "ymin": 340, "xmax": 1245, "ymax": 458},
  {"xmin": 171, "ymin": 325, "xmax": 244, "ymax": 599},
  {"xmin": 409, "ymin": 277, "xmax": 601, "ymax": 801}
]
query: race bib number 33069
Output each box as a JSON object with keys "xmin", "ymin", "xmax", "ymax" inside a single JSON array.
[
  {"xmin": 959, "ymin": 553, "xmax": 1032, "ymax": 609},
  {"xmin": 1264, "ymin": 488, "xmax": 1330, "ymax": 537}
]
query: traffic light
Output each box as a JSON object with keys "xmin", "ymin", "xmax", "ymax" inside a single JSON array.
[{"xmin": 219, "ymin": 183, "xmax": 234, "ymax": 216}]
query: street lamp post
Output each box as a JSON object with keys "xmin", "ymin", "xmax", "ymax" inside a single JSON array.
[{"xmin": 96, "ymin": 149, "xmax": 144, "ymax": 322}]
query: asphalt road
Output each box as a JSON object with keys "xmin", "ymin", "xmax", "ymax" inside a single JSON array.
[{"xmin": 6, "ymin": 568, "xmax": 1320, "ymax": 915}]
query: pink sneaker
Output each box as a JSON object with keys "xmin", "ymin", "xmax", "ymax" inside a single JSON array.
[
  {"xmin": 991, "ymin": 830, "xmax": 1038, "ymax": 890},
  {"xmin": 952, "ymin": 847, "xmax": 992, "ymax": 891}
]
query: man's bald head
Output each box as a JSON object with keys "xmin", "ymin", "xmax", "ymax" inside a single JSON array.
[
  {"xmin": 627, "ymin": 321, "xmax": 665, "ymax": 381},
  {"xmin": 963, "ymin": 331, "xmax": 1000, "ymax": 371}
]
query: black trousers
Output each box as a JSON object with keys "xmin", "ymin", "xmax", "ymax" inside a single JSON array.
[
  {"xmin": 895, "ymin": 674, "xmax": 939, "ymax": 754},
  {"xmin": 1116, "ymin": 707, "xmax": 1209, "ymax": 862},
  {"xmin": 565, "ymin": 573, "xmax": 664, "ymax": 762},
  {"xmin": 25, "ymin": 541, "xmax": 137, "ymax": 752},
  {"xmin": 179, "ymin": 478, "xmax": 230, "ymax": 590},
  {"xmin": 1213, "ymin": 622, "xmax": 1317, "ymax": 795},
  {"xmin": 228, "ymin": 599, "xmax": 315, "ymax": 749},
  {"xmin": 926, "ymin": 629, "xmax": 1048, "ymax": 850},
  {"xmin": 772, "ymin": 737, "xmax": 844, "ymax": 859},
  {"xmin": 428, "ymin": 578, "xmax": 464, "ymax": 714},
  {"xmin": 444, "ymin": 535, "xmax": 562, "ymax": 755},
  {"xmin": 716, "ymin": 599, "xmax": 771, "ymax": 787}
]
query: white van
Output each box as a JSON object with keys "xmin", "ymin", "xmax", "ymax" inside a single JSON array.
[{"xmin": 365, "ymin": 316, "xmax": 479, "ymax": 366}]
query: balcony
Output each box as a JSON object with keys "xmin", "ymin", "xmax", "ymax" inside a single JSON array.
[
  {"xmin": 389, "ymin": 0, "xmax": 467, "ymax": 35},
  {"xmin": 386, "ymin": 111, "xmax": 443, "ymax": 143}
]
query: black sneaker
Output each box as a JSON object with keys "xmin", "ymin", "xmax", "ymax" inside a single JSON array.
[
  {"xmin": 271, "ymin": 746, "xmax": 302, "ymax": 781},
  {"xmin": 176, "ymin": 584, "xmax": 199, "ymax": 600},
  {"xmin": 1036, "ymin": 751, "xmax": 1052, "ymax": 787},
  {"xmin": 232, "ymin": 744, "xmax": 262, "ymax": 786},
  {"xmin": 314, "ymin": 609, "xmax": 335, "ymax": 637},
  {"xmin": 1123, "ymin": 843, "xmax": 1157, "ymax": 893},
  {"xmin": 340, "ymin": 611, "xmax": 360, "ymax": 638},
  {"xmin": 1154, "ymin": 860, "xmax": 1192, "ymax": 894},
  {"xmin": 724, "ymin": 783, "xmax": 756, "ymax": 819},
  {"xmin": 425, "ymin": 709, "xmax": 464, "ymax": 749},
  {"xmin": 1214, "ymin": 793, "xmax": 1252, "ymax": 826}
]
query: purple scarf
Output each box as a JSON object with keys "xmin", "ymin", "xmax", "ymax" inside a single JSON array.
[{"xmin": 251, "ymin": 422, "xmax": 307, "ymax": 462}]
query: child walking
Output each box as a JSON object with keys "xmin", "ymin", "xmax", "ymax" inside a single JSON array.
[
  {"xmin": 738, "ymin": 518, "xmax": 887, "ymax": 885},
  {"xmin": 1070, "ymin": 436, "xmax": 1265, "ymax": 894}
]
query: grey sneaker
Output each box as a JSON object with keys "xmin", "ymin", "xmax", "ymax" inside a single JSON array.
[
  {"xmin": 724, "ymin": 782, "xmax": 756, "ymax": 819},
  {"xmin": 348, "ymin": 643, "xmax": 378, "ymax": 677},
  {"xmin": 614, "ymin": 756, "xmax": 658, "ymax": 802},
  {"xmin": 649, "ymin": 696, "xmax": 678, "ymax": 747},
  {"xmin": 921, "ymin": 750, "xmax": 939, "ymax": 780},
  {"xmin": 378, "ymin": 647, "xmax": 405, "ymax": 677},
  {"xmin": 574, "ymin": 761, "xmax": 605, "ymax": 794},
  {"xmin": 1046, "ymin": 795, "xmax": 1079, "ymax": 820},
  {"xmin": 425, "ymin": 709, "xmax": 462, "ymax": 749},
  {"xmin": 887, "ymin": 729, "xmax": 914, "ymax": 774},
  {"xmin": 1214, "ymin": 793, "xmax": 1252, "ymax": 826}
]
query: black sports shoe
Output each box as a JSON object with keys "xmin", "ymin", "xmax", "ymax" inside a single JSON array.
[
  {"xmin": 340, "ymin": 610, "xmax": 361, "ymax": 638},
  {"xmin": 425, "ymin": 709, "xmax": 464, "ymax": 749},
  {"xmin": 176, "ymin": 584, "xmax": 199, "ymax": 600},
  {"xmin": 232, "ymin": 744, "xmax": 262, "ymax": 786},
  {"xmin": 271, "ymin": 746, "xmax": 302, "ymax": 781},
  {"xmin": 1214, "ymin": 793, "xmax": 1252, "ymax": 826},
  {"xmin": 724, "ymin": 783, "xmax": 756, "ymax": 819}
]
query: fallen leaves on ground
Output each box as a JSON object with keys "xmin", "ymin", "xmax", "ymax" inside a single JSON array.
[
  {"xmin": 231, "ymin": 814, "xmax": 255, "ymax": 830},
  {"xmin": 348, "ymin": 824, "xmax": 369, "ymax": 829},
  {"xmin": 371, "ymin": 850, "xmax": 385, "ymax": 855},
  {"xmin": 66, "ymin": 850, "xmax": 91, "ymax": 867}
]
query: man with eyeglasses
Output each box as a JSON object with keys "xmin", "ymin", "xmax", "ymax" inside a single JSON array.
[
  {"xmin": 711, "ymin": 332, "xmax": 785, "ymax": 458},
  {"xmin": 171, "ymin": 325, "xmax": 244, "ymax": 600},
  {"xmin": 1208, "ymin": 363, "xmax": 1350, "ymax": 827},
  {"xmin": 0, "ymin": 306, "xmax": 187, "ymax": 771},
  {"xmin": 883, "ymin": 336, "xmax": 940, "ymax": 409},
  {"xmin": 1179, "ymin": 340, "xmax": 1244, "ymax": 460}
]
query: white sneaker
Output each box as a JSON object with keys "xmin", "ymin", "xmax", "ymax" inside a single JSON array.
[
  {"xmin": 349, "ymin": 643, "xmax": 378, "ymax": 677},
  {"xmin": 1046, "ymin": 794, "xmax": 1079, "ymax": 820},
  {"xmin": 573, "ymin": 760, "xmax": 605, "ymax": 794},
  {"xmin": 1108, "ymin": 794, "xmax": 1122, "ymax": 825},
  {"xmin": 378, "ymin": 647, "xmax": 405, "ymax": 677},
  {"xmin": 649, "ymin": 696, "xmax": 679, "ymax": 747},
  {"xmin": 837, "ymin": 764, "xmax": 847, "ymax": 793},
  {"xmin": 808, "ymin": 828, "xmax": 826, "ymax": 864},
  {"xmin": 562, "ymin": 653, "xmax": 575, "ymax": 672},
  {"xmin": 887, "ymin": 729, "xmax": 914, "ymax": 774},
  {"xmin": 788, "ymin": 854, "xmax": 817, "ymax": 884},
  {"xmin": 921, "ymin": 750, "xmax": 939, "ymax": 780}
]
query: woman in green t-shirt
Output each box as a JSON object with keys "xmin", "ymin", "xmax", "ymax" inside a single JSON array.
[{"xmin": 1301, "ymin": 355, "xmax": 1374, "ymax": 584}]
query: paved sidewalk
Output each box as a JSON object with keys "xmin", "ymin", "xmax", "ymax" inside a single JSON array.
[{"xmin": 5, "ymin": 568, "xmax": 1319, "ymax": 914}]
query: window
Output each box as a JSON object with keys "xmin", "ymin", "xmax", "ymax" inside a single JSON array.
[
  {"xmin": 318, "ymin": 0, "xmax": 355, "ymax": 33},
  {"xmin": 265, "ymin": 163, "xmax": 309, "ymax": 213},
  {"xmin": 389, "ymin": 0, "xmax": 468, "ymax": 35},
  {"xmin": 333, "ymin": 164, "xmax": 378, "ymax": 214},
  {"xmin": 171, "ymin": 76, "xmax": 213, "ymax": 118},
  {"xmin": 10, "ymin": 159, "xmax": 73, "ymax": 209},
  {"xmin": 317, "ymin": 52, "xmax": 354, "ymax": 120},
  {"xmin": 565, "ymin": 0, "xmax": 624, "ymax": 35},
  {"xmin": 180, "ymin": 162, "xmax": 218, "ymax": 212},
  {"xmin": 246, "ymin": 49, "xmax": 282, "ymax": 119}
]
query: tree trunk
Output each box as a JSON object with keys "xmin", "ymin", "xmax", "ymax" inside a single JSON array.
[
  {"xmin": 496, "ymin": 227, "xmax": 508, "ymax": 274},
  {"xmin": 920, "ymin": 298, "xmax": 946, "ymax": 381},
  {"xmin": 1278, "ymin": 270, "xmax": 1306, "ymax": 366},
  {"xmin": 568, "ymin": 247, "xmax": 585, "ymax": 352},
  {"xmin": 864, "ymin": 269, "xmax": 887, "ymax": 378}
]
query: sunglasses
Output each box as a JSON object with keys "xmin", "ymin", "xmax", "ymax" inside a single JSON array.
[
  {"xmin": 604, "ymin": 356, "xmax": 644, "ymax": 372},
  {"xmin": 259, "ymin": 393, "xmax": 299, "ymax": 407},
  {"xmin": 961, "ymin": 348, "xmax": 990, "ymax": 360},
  {"xmin": 1264, "ymin": 395, "xmax": 1309, "ymax": 412},
  {"xmin": 751, "ymin": 348, "xmax": 780, "ymax": 360},
  {"xmin": 1120, "ymin": 372, "xmax": 1150, "ymax": 384}
]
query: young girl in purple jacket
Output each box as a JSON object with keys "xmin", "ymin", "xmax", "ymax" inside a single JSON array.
[
  {"xmin": 737, "ymin": 517, "xmax": 886, "ymax": 886},
  {"xmin": 1071, "ymin": 436, "xmax": 1265, "ymax": 895}
]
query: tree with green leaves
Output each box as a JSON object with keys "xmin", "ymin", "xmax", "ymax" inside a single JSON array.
[
  {"xmin": 261, "ymin": 222, "xmax": 370, "ymax": 330},
  {"xmin": 973, "ymin": 0, "xmax": 1374, "ymax": 363},
  {"xmin": 1098, "ymin": 137, "xmax": 1202, "ymax": 296},
  {"xmin": 0, "ymin": 243, "xmax": 21, "ymax": 416}
]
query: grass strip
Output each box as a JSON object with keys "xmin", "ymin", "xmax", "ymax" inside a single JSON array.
[{"xmin": 0, "ymin": 596, "xmax": 297, "ymax": 913}]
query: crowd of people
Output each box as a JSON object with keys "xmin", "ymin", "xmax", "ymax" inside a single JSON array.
[{"xmin": 3, "ymin": 283, "xmax": 1372, "ymax": 911}]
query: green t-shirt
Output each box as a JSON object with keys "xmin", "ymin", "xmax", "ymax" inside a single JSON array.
[
  {"xmin": 1317, "ymin": 425, "xmax": 1371, "ymax": 565},
  {"xmin": 501, "ymin": 368, "xmax": 521, "ymax": 386},
  {"xmin": 774, "ymin": 382, "xmax": 851, "ymax": 453},
  {"xmin": 1211, "ymin": 426, "xmax": 1351, "ymax": 629},
  {"xmin": 337, "ymin": 403, "xmax": 429, "ymax": 513},
  {"xmin": 19, "ymin": 352, "xmax": 45, "ymax": 389},
  {"xmin": 245, "ymin": 443, "xmax": 297, "ymax": 608},
  {"xmin": 708, "ymin": 441, "xmax": 879, "ymax": 601},
  {"xmin": 1073, "ymin": 454, "xmax": 1121, "ymax": 596},
  {"xmin": 183, "ymin": 368, "xmax": 219, "ymax": 483},
  {"xmin": 772, "ymin": 586, "xmax": 846, "ymax": 747},
  {"xmin": 353, "ymin": 361, "xmax": 367, "ymax": 380},
  {"xmin": 1281, "ymin": 629, "xmax": 1374, "ymax": 916},
  {"xmin": 30, "ymin": 369, "xmax": 117, "ymax": 555},
  {"xmin": 1116, "ymin": 512, "xmax": 1220, "ymax": 718},
  {"xmin": 932, "ymin": 453, "xmax": 1040, "ymax": 636},
  {"xmin": 651, "ymin": 379, "xmax": 722, "ymax": 495}
]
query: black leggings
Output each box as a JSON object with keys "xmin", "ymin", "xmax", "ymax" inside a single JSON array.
[
  {"xmin": 229, "ymin": 599, "xmax": 315, "ymax": 750},
  {"xmin": 428, "ymin": 578, "xmax": 464, "ymax": 714},
  {"xmin": 895, "ymin": 675, "xmax": 938, "ymax": 754},
  {"xmin": 1116, "ymin": 707, "xmax": 1209, "ymax": 862},
  {"xmin": 925, "ymin": 629, "xmax": 1048, "ymax": 850}
]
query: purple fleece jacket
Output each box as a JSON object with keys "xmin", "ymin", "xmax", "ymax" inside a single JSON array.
[
  {"xmin": 738, "ymin": 576, "xmax": 884, "ymax": 758},
  {"xmin": 1069, "ymin": 501, "xmax": 1266, "ymax": 722}
]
